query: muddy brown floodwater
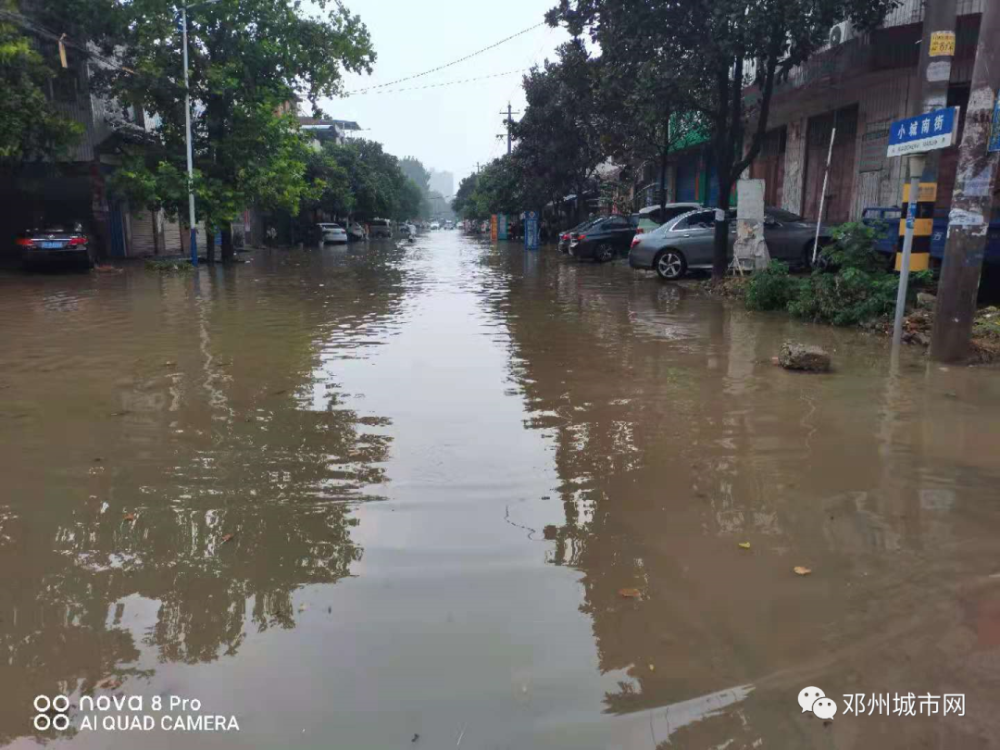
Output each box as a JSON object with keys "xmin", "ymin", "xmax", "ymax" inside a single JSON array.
[{"xmin": 2, "ymin": 233, "xmax": 1000, "ymax": 749}]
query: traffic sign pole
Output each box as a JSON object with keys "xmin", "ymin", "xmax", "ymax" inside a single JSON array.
[{"xmin": 893, "ymin": 153, "xmax": 926, "ymax": 349}]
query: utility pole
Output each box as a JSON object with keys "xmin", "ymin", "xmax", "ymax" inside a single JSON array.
[
  {"xmin": 498, "ymin": 102, "xmax": 520, "ymax": 155},
  {"xmin": 930, "ymin": 1, "xmax": 1000, "ymax": 361},
  {"xmin": 181, "ymin": 5, "xmax": 198, "ymax": 267}
]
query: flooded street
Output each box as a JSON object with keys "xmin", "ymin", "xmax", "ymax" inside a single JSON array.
[{"xmin": 3, "ymin": 231, "xmax": 1000, "ymax": 749}]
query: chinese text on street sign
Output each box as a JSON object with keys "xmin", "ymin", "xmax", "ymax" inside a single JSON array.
[
  {"xmin": 525, "ymin": 211, "xmax": 539, "ymax": 251},
  {"xmin": 887, "ymin": 107, "xmax": 959, "ymax": 157}
]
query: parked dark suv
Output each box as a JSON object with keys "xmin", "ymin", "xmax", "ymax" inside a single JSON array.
[
  {"xmin": 569, "ymin": 214, "xmax": 638, "ymax": 262},
  {"xmin": 558, "ymin": 218, "xmax": 600, "ymax": 254}
]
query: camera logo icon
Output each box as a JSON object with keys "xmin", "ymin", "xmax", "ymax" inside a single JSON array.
[{"xmin": 33, "ymin": 695, "xmax": 70, "ymax": 731}]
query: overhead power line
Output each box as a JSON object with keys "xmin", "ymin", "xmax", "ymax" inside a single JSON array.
[
  {"xmin": 343, "ymin": 68, "xmax": 528, "ymax": 97},
  {"xmin": 344, "ymin": 22, "xmax": 545, "ymax": 96},
  {"xmin": 0, "ymin": 8, "xmax": 137, "ymax": 75}
]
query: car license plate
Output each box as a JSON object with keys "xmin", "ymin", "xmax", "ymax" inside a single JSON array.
[{"xmin": 41, "ymin": 241, "xmax": 64, "ymax": 249}]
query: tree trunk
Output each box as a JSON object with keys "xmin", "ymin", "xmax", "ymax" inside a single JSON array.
[
  {"xmin": 712, "ymin": 176, "xmax": 732, "ymax": 280},
  {"xmin": 659, "ymin": 146, "xmax": 669, "ymax": 215},
  {"xmin": 152, "ymin": 210, "xmax": 160, "ymax": 257},
  {"xmin": 221, "ymin": 225, "xmax": 235, "ymax": 262}
]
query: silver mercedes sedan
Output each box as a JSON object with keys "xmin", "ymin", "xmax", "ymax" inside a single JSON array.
[{"xmin": 628, "ymin": 207, "xmax": 832, "ymax": 280}]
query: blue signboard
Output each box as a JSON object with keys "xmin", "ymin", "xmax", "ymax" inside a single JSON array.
[
  {"xmin": 524, "ymin": 211, "xmax": 539, "ymax": 251},
  {"xmin": 887, "ymin": 107, "xmax": 959, "ymax": 157},
  {"xmin": 989, "ymin": 93, "xmax": 1000, "ymax": 153},
  {"xmin": 497, "ymin": 213, "xmax": 508, "ymax": 240}
]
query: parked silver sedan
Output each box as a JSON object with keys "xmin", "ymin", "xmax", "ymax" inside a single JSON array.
[{"xmin": 628, "ymin": 207, "xmax": 832, "ymax": 280}]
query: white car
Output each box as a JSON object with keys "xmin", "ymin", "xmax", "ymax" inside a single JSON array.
[
  {"xmin": 430, "ymin": 221, "xmax": 440, "ymax": 230},
  {"xmin": 318, "ymin": 223, "xmax": 348, "ymax": 244},
  {"xmin": 347, "ymin": 222, "xmax": 366, "ymax": 241}
]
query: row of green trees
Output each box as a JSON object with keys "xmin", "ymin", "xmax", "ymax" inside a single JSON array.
[
  {"xmin": 1, "ymin": 0, "xmax": 434, "ymax": 258},
  {"xmin": 457, "ymin": 0, "xmax": 899, "ymax": 277}
]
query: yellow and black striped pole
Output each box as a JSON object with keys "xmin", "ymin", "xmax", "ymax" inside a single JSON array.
[{"xmin": 897, "ymin": 181, "xmax": 936, "ymax": 271}]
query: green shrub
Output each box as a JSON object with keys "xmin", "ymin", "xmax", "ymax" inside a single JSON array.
[
  {"xmin": 145, "ymin": 258, "xmax": 193, "ymax": 272},
  {"xmin": 745, "ymin": 222, "xmax": 933, "ymax": 327},
  {"xmin": 745, "ymin": 260, "xmax": 797, "ymax": 311},
  {"xmin": 788, "ymin": 267, "xmax": 899, "ymax": 326},
  {"xmin": 820, "ymin": 222, "xmax": 887, "ymax": 274}
]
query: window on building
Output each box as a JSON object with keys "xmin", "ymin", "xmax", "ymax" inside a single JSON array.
[{"xmin": 50, "ymin": 68, "xmax": 80, "ymax": 104}]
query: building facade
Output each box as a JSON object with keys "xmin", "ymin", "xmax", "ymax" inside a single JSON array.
[{"xmin": 752, "ymin": 0, "xmax": 987, "ymax": 225}]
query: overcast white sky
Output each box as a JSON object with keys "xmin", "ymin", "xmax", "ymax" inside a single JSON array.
[{"xmin": 313, "ymin": 0, "xmax": 570, "ymax": 197}]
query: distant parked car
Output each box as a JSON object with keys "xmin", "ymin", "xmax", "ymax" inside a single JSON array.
[
  {"xmin": 318, "ymin": 222, "xmax": 348, "ymax": 244},
  {"xmin": 347, "ymin": 222, "xmax": 367, "ymax": 241},
  {"xmin": 569, "ymin": 214, "xmax": 639, "ymax": 262},
  {"xmin": 558, "ymin": 218, "xmax": 601, "ymax": 254},
  {"xmin": 629, "ymin": 207, "xmax": 832, "ymax": 280},
  {"xmin": 430, "ymin": 221, "xmax": 440, "ymax": 230},
  {"xmin": 369, "ymin": 219, "xmax": 393, "ymax": 239},
  {"xmin": 631, "ymin": 202, "xmax": 702, "ymax": 235},
  {"xmin": 15, "ymin": 222, "xmax": 93, "ymax": 269}
]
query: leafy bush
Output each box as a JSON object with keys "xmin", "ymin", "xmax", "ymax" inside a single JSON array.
[
  {"xmin": 745, "ymin": 222, "xmax": 933, "ymax": 327},
  {"xmin": 745, "ymin": 260, "xmax": 797, "ymax": 311},
  {"xmin": 820, "ymin": 222, "xmax": 887, "ymax": 274},
  {"xmin": 787, "ymin": 267, "xmax": 900, "ymax": 326},
  {"xmin": 145, "ymin": 258, "xmax": 193, "ymax": 272}
]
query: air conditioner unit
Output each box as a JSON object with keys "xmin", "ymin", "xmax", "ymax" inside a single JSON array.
[{"xmin": 828, "ymin": 21, "xmax": 852, "ymax": 47}]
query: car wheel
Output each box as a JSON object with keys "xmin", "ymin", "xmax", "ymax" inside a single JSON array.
[
  {"xmin": 595, "ymin": 242, "xmax": 615, "ymax": 263},
  {"xmin": 802, "ymin": 240, "xmax": 830, "ymax": 271},
  {"xmin": 654, "ymin": 249, "xmax": 686, "ymax": 280}
]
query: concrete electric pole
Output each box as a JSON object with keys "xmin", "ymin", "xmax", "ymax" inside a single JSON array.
[
  {"xmin": 499, "ymin": 102, "xmax": 521, "ymax": 155},
  {"xmin": 930, "ymin": 0, "xmax": 1000, "ymax": 361}
]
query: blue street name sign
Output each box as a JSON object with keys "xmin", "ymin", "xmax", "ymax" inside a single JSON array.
[
  {"xmin": 525, "ymin": 211, "xmax": 539, "ymax": 251},
  {"xmin": 887, "ymin": 106, "xmax": 959, "ymax": 157},
  {"xmin": 988, "ymin": 93, "xmax": 1000, "ymax": 153}
]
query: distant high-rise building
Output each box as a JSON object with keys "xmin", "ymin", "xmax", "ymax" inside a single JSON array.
[{"xmin": 428, "ymin": 169, "xmax": 454, "ymax": 199}]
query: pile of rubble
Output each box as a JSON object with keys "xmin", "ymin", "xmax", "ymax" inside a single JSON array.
[{"xmin": 901, "ymin": 295, "xmax": 1000, "ymax": 364}]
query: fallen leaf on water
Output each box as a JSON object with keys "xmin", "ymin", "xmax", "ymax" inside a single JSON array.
[
  {"xmin": 793, "ymin": 566, "xmax": 812, "ymax": 576},
  {"xmin": 618, "ymin": 588, "xmax": 642, "ymax": 599},
  {"xmin": 738, "ymin": 542, "xmax": 751, "ymax": 549},
  {"xmin": 97, "ymin": 676, "xmax": 122, "ymax": 690},
  {"xmin": 123, "ymin": 513, "xmax": 136, "ymax": 522},
  {"xmin": 220, "ymin": 533, "xmax": 234, "ymax": 544}
]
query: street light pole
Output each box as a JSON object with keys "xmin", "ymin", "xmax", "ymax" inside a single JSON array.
[{"xmin": 181, "ymin": 5, "xmax": 198, "ymax": 266}]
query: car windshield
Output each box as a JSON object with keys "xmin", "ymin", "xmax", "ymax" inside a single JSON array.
[{"xmin": 766, "ymin": 208, "xmax": 805, "ymax": 222}]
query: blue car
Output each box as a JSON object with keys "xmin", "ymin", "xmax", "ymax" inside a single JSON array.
[{"xmin": 862, "ymin": 206, "xmax": 1000, "ymax": 266}]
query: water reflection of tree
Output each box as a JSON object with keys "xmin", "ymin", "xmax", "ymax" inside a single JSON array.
[
  {"xmin": 0, "ymin": 247, "xmax": 411, "ymax": 745},
  {"xmin": 478, "ymin": 250, "xmax": 878, "ymax": 726}
]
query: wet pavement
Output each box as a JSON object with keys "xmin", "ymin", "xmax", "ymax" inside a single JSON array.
[{"xmin": 2, "ymin": 232, "xmax": 1000, "ymax": 749}]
